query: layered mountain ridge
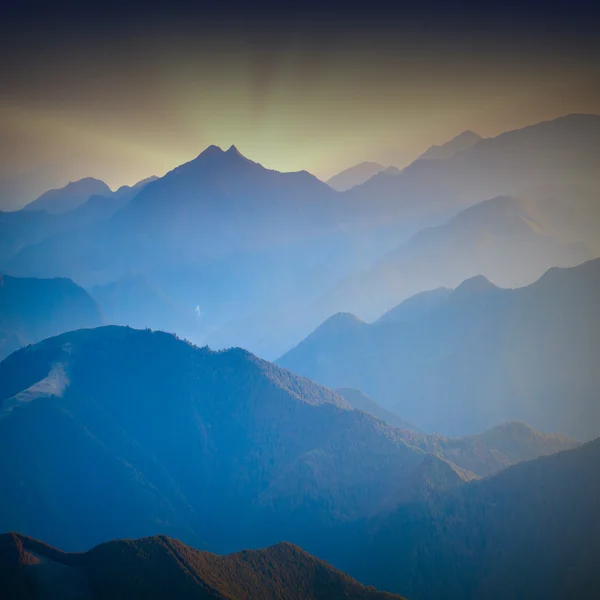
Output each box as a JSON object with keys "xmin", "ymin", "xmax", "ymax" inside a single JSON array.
[{"xmin": 279, "ymin": 258, "xmax": 600, "ymax": 439}]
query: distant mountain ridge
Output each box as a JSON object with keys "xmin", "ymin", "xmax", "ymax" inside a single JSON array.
[
  {"xmin": 90, "ymin": 274, "xmax": 199, "ymax": 340},
  {"xmin": 278, "ymin": 258, "xmax": 600, "ymax": 440},
  {"xmin": 335, "ymin": 388, "xmax": 577, "ymax": 477},
  {"xmin": 0, "ymin": 273, "xmax": 103, "ymax": 360},
  {"xmin": 375, "ymin": 287, "xmax": 452, "ymax": 325},
  {"xmin": 417, "ymin": 130, "xmax": 483, "ymax": 161},
  {"xmin": 345, "ymin": 114, "xmax": 600, "ymax": 230},
  {"xmin": 327, "ymin": 162, "xmax": 386, "ymax": 191},
  {"xmin": 22, "ymin": 178, "xmax": 112, "ymax": 214},
  {"xmin": 319, "ymin": 194, "xmax": 590, "ymax": 321},
  {"xmin": 0, "ymin": 175, "xmax": 156, "ymax": 268},
  {"xmin": 402, "ymin": 420, "xmax": 579, "ymax": 477},
  {"xmin": 4, "ymin": 115, "xmax": 600, "ymax": 359}
]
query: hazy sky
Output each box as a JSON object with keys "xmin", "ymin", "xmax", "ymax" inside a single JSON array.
[{"xmin": 1, "ymin": 0, "xmax": 599, "ymax": 207}]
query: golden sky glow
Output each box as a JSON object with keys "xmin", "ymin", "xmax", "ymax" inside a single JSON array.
[{"xmin": 1, "ymin": 14, "xmax": 599, "ymax": 204}]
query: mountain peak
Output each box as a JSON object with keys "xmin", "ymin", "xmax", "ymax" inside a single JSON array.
[
  {"xmin": 226, "ymin": 144, "xmax": 243, "ymax": 156},
  {"xmin": 196, "ymin": 144, "xmax": 225, "ymax": 159},
  {"xmin": 188, "ymin": 144, "xmax": 253, "ymax": 168},
  {"xmin": 453, "ymin": 274, "xmax": 497, "ymax": 296},
  {"xmin": 455, "ymin": 130, "xmax": 482, "ymax": 141},
  {"xmin": 446, "ymin": 274, "xmax": 500, "ymax": 307},
  {"xmin": 22, "ymin": 177, "xmax": 112, "ymax": 214},
  {"xmin": 319, "ymin": 312, "xmax": 365, "ymax": 334},
  {"xmin": 417, "ymin": 130, "xmax": 483, "ymax": 161}
]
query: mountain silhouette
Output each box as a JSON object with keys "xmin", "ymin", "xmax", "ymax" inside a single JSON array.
[
  {"xmin": 111, "ymin": 144, "xmax": 338, "ymax": 257},
  {"xmin": 5, "ymin": 146, "xmax": 355, "ymax": 342},
  {"xmin": 327, "ymin": 162, "xmax": 386, "ymax": 191},
  {"xmin": 516, "ymin": 183, "xmax": 600, "ymax": 254},
  {"xmin": 6, "ymin": 116, "xmax": 600, "ymax": 359},
  {"xmin": 333, "ymin": 389, "xmax": 576, "ymax": 477},
  {"xmin": 345, "ymin": 114, "xmax": 600, "ymax": 232},
  {"xmin": 90, "ymin": 274, "xmax": 199, "ymax": 339},
  {"xmin": 0, "ymin": 273, "xmax": 103, "ymax": 360},
  {"xmin": 0, "ymin": 325, "xmax": 454, "ymax": 554},
  {"xmin": 375, "ymin": 287, "xmax": 452, "ymax": 325},
  {"xmin": 278, "ymin": 258, "xmax": 600, "ymax": 439},
  {"xmin": 320, "ymin": 194, "xmax": 590, "ymax": 320},
  {"xmin": 0, "ymin": 176, "xmax": 156, "ymax": 268},
  {"xmin": 346, "ymin": 438, "xmax": 600, "ymax": 599},
  {"xmin": 22, "ymin": 178, "xmax": 112, "ymax": 214},
  {"xmin": 416, "ymin": 130, "xmax": 483, "ymax": 161},
  {"xmin": 399, "ymin": 420, "xmax": 579, "ymax": 477},
  {"xmin": 0, "ymin": 533, "xmax": 404, "ymax": 600}
]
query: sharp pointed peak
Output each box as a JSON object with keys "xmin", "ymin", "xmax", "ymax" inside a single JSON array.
[
  {"xmin": 193, "ymin": 143, "xmax": 250, "ymax": 163},
  {"xmin": 226, "ymin": 144, "xmax": 242, "ymax": 156}
]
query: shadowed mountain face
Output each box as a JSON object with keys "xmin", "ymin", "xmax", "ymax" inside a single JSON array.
[
  {"xmin": 0, "ymin": 274, "xmax": 103, "ymax": 361},
  {"xmin": 0, "ymin": 533, "xmax": 404, "ymax": 600},
  {"xmin": 344, "ymin": 439, "xmax": 600, "ymax": 600},
  {"xmin": 0, "ymin": 325, "xmax": 467, "ymax": 555},
  {"xmin": 327, "ymin": 162, "xmax": 386, "ymax": 191},
  {"xmin": 278, "ymin": 258, "xmax": 600, "ymax": 440}
]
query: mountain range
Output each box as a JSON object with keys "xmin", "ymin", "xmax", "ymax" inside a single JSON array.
[
  {"xmin": 2, "ymin": 115, "xmax": 599, "ymax": 358},
  {"xmin": 341, "ymin": 438, "xmax": 600, "ymax": 599},
  {"xmin": 278, "ymin": 258, "xmax": 600, "ymax": 440},
  {"xmin": 0, "ymin": 176, "xmax": 156, "ymax": 268},
  {"xmin": 182, "ymin": 117, "xmax": 600, "ymax": 355},
  {"xmin": 0, "ymin": 325, "xmax": 433, "ymax": 553},
  {"xmin": 0, "ymin": 325, "xmax": 578, "ymax": 557},
  {"xmin": 345, "ymin": 114, "xmax": 600, "ymax": 228},
  {"xmin": 3, "ymin": 440, "xmax": 598, "ymax": 600},
  {"xmin": 318, "ymin": 193, "xmax": 591, "ymax": 320}
]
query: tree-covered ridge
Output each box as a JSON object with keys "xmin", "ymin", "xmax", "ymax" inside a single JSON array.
[{"xmin": 0, "ymin": 533, "xmax": 406, "ymax": 599}]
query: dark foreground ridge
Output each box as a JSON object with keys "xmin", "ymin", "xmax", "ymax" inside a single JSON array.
[{"xmin": 0, "ymin": 533, "xmax": 404, "ymax": 600}]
